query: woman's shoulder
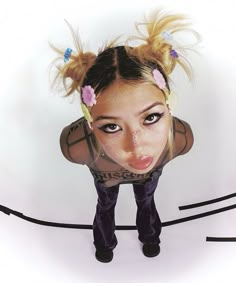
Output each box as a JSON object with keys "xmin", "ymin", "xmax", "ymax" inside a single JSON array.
[
  {"xmin": 172, "ymin": 116, "xmax": 194, "ymax": 157},
  {"xmin": 60, "ymin": 117, "xmax": 95, "ymax": 165}
]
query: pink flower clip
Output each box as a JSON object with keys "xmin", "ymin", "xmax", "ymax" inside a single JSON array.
[
  {"xmin": 81, "ymin": 85, "xmax": 96, "ymax": 107},
  {"xmin": 152, "ymin": 69, "xmax": 166, "ymax": 90}
]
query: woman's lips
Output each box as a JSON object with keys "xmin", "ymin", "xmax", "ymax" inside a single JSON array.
[{"xmin": 128, "ymin": 156, "xmax": 153, "ymax": 170}]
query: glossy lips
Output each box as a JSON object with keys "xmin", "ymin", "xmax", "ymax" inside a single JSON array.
[{"xmin": 128, "ymin": 156, "xmax": 153, "ymax": 170}]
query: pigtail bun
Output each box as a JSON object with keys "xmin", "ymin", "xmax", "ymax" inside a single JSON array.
[
  {"xmin": 126, "ymin": 10, "xmax": 200, "ymax": 78},
  {"xmin": 51, "ymin": 22, "xmax": 96, "ymax": 96}
]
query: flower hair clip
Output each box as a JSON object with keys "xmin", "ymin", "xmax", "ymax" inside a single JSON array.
[
  {"xmin": 80, "ymin": 85, "xmax": 97, "ymax": 122},
  {"xmin": 81, "ymin": 85, "xmax": 96, "ymax": 107},
  {"xmin": 152, "ymin": 69, "xmax": 166, "ymax": 89},
  {"xmin": 152, "ymin": 69, "xmax": 177, "ymax": 114},
  {"xmin": 166, "ymin": 91, "xmax": 178, "ymax": 114},
  {"xmin": 64, "ymin": 48, "xmax": 73, "ymax": 62},
  {"xmin": 80, "ymin": 103, "xmax": 93, "ymax": 123}
]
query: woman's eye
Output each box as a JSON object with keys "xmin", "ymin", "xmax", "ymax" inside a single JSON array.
[
  {"xmin": 99, "ymin": 124, "xmax": 121, "ymax": 133},
  {"xmin": 144, "ymin": 113, "xmax": 164, "ymax": 125}
]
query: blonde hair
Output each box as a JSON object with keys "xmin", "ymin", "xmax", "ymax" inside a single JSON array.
[
  {"xmin": 51, "ymin": 9, "xmax": 200, "ymax": 97},
  {"xmin": 126, "ymin": 10, "xmax": 200, "ymax": 78}
]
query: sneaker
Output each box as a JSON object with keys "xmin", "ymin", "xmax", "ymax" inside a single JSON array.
[
  {"xmin": 142, "ymin": 243, "xmax": 160, "ymax": 257},
  {"xmin": 95, "ymin": 249, "xmax": 113, "ymax": 263}
]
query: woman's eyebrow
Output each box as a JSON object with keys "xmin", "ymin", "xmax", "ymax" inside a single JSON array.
[
  {"xmin": 137, "ymin": 101, "xmax": 164, "ymax": 115},
  {"xmin": 94, "ymin": 101, "xmax": 164, "ymax": 122},
  {"xmin": 94, "ymin": 115, "xmax": 118, "ymax": 122}
]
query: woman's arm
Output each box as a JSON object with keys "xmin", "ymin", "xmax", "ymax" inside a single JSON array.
[
  {"xmin": 172, "ymin": 116, "xmax": 194, "ymax": 158},
  {"xmin": 59, "ymin": 118, "xmax": 92, "ymax": 165}
]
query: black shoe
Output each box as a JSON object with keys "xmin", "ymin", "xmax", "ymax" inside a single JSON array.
[
  {"xmin": 142, "ymin": 243, "xmax": 160, "ymax": 257},
  {"xmin": 95, "ymin": 249, "xmax": 113, "ymax": 263}
]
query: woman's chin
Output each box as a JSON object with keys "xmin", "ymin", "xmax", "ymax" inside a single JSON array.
[{"xmin": 126, "ymin": 166, "xmax": 153, "ymax": 174}]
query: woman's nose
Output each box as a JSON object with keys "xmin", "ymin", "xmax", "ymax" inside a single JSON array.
[
  {"xmin": 124, "ymin": 129, "xmax": 143, "ymax": 153},
  {"xmin": 132, "ymin": 130, "xmax": 140, "ymax": 146}
]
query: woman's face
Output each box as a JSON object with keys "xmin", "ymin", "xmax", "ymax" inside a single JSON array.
[{"xmin": 91, "ymin": 81, "xmax": 171, "ymax": 174}]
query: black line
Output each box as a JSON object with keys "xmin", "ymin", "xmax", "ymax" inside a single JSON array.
[
  {"xmin": 0, "ymin": 205, "xmax": 134, "ymax": 230},
  {"xmin": 83, "ymin": 122, "xmax": 95, "ymax": 161},
  {"xmin": 206, "ymin": 237, "xmax": 236, "ymax": 242},
  {"xmin": 1, "ymin": 203, "xmax": 236, "ymax": 230},
  {"xmin": 163, "ymin": 204, "xmax": 236, "ymax": 226},
  {"xmin": 179, "ymin": 193, "xmax": 236, "ymax": 210}
]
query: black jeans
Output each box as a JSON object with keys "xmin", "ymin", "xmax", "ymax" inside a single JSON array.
[{"xmin": 93, "ymin": 169, "xmax": 162, "ymax": 251}]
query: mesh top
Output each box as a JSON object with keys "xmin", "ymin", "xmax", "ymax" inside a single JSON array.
[{"xmin": 60, "ymin": 116, "xmax": 192, "ymax": 187}]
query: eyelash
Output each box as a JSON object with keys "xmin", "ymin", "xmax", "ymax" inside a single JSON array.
[
  {"xmin": 144, "ymin": 113, "xmax": 164, "ymax": 125},
  {"xmin": 98, "ymin": 112, "xmax": 164, "ymax": 134}
]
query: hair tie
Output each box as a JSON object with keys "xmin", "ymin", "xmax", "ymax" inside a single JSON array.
[
  {"xmin": 170, "ymin": 49, "xmax": 179, "ymax": 58},
  {"xmin": 161, "ymin": 31, "xmax": 179, "ymax": 59},
  {"xmin": 64, "ymin": 48, "xmax": 73, "ymax": 62}
]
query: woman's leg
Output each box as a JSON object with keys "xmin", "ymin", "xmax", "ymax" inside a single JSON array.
[
  {"xmin": 133, "ymin": 173, "xmax": 162, "ymax": 245},
  {"xmin": 93, "ymin": 181, "xmax": 120, "ymax": 252}
]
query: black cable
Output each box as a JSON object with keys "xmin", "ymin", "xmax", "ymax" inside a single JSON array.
[
  {"xmin": 1, "ymin": 203, "xmax": 236, "ymax": 229},
  {"xmin": 162, "ymin": 204, "xmax": 236, "ymax": 227},
  {"xmin": 179, "ymin": 192, "xmax": 236, "ymax": 210},
  {"xmin": 0, "ymin": 204, "xmax": 135, "ymax": 230},
  {"xmin": 206, "ymin": 237, "xmax": 236, "ymax": 242}
]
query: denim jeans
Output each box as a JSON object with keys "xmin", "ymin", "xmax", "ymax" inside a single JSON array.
[{"xmin": 93, "ymin": 169, "xmax": 163, "ymax": 251}]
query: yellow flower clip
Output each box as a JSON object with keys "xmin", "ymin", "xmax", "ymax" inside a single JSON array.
[
  {"xmin": 81, "ymin": 102, "xmax": 93, "ymax": 122},
  {"xmin": 166, "ymin": 91, "xmax": 178, "ymax": 114}
]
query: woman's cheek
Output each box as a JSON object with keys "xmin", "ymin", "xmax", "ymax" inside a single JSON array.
[
  {"xmin": 93, "ymin": 130, "xmax": 120, "ymax": 155},
  {"xmin": 103, "ymin": 139, "xmax": 124, "ymax": 159},
  {"xmin": 103, "ymin": 140, "xmax": 118, "ymax": 154}
]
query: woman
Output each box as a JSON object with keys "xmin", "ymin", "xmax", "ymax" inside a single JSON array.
[{"xmin": 52, "ymin": 10, "xmax": 198, "ymax": 263}]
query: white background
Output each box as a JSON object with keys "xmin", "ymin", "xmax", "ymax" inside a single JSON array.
[{"xmin": 1, "ymin": 0, "xmax": 236, "ymax": 282}]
